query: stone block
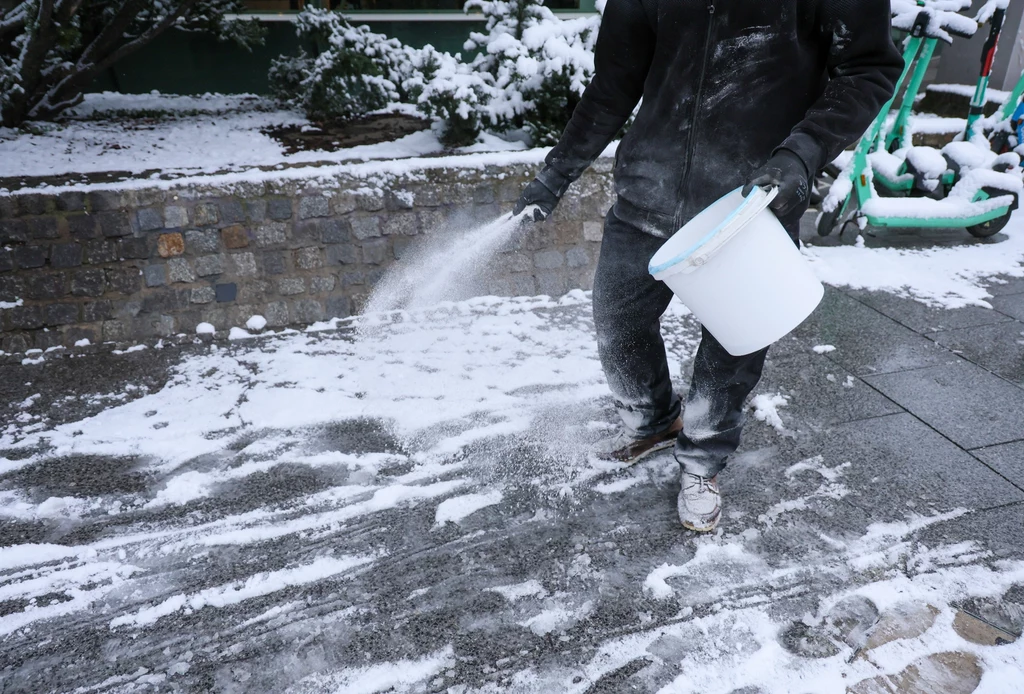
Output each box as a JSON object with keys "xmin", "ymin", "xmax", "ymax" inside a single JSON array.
[
  {"xmin": 505, "ymin": 252, "xmax": 532, "ymax": 274},
  {"xmin": 473, "ymin": 185, "xmax": 496, "ymax": 204},
  {"xmin": 362, "ymin": 238, "xmax": 388, "ymax": 265},
  {"xmin": 385, "ymin": 190, "xmax": 416, "ymax": 210},
  {"xmin": 56, "ymin": 191, "xmax": 86, "ymax": 213},
  {"xmin": 124, "ymin": 189, "xmax": 165, "ymax": 208},
  {"xmin": 45, "ymin": 303, "xmax": 79, "ymax": 326},
  {"xmin": 497, "ymin": 179, "xmax": 523, "ymax": 204},
  {"xmin": 350, "ymin": 216, "xmax": 381, "ymax": 240},
  {"xmin": 191, "ymin": 286, "xmax": 216, "ymax": 304},
  {"xmin": 136, "ymin": 207, "xmax": 164, "ymax": 232},
  {"xmin": 230, "ymin": 252, "xmax": 257, "ymax": 277},
  {"xmin": 0, "ymin": 196, "xmax": 16, "ymax": 219},
  {"xmin": 355, "ymin": 189, "xmax": 385, "ymax": 211},
  {"xmin": 0, "ymin": 275, "xmax": 24, "ymax": 301},
  {"xmin": 5, "ymin": 305, "xmax": 43, "ymax": 330},
  {"xmin": 137, "ymin": 314, "xmax": 176, "ymax": 338},
  {"xmin": 219, "ymin": 199, "xmax": 246, "ymax": 224},
  {"xmin": 267, "ymin": 198, "xmax": 293, "ymax": 220},
  {"xmin": 278, "ymin": 278, "xmax": 305, "ymax": 296},
  {"xmin": 0, "ymin": 249, "xmax": 11, "ymax": 273},
  {"xmin": 341, "ymin": 269, "xmax": 365, "ymax": 287},
  {"xmin": 566, "ymin": 247, "xmax": 591, "ymax": 269},
  {"xmin": 244, "ymin": 199, "xmax": 267, "ymax": 223},
  {"xmin": 299, "ymin": 195, "xmax": 330, "ymax": 219},
  {"xmin": 24, "ymin": 273, "xmax": 66, "ymax": 299},
  {"xmin": 326, "ymin": 295, "xmax": 351, "ymax": 319},
  {"xmin": 115, "ymin": 300, "xmax": 142, "ymax": 319},
  {"xmin": 71, "ymin": 269, "xmax": 106, "ymax": 297},
  {"xmin": 255, "ymin": 222, "xmax": 288, "ymax": 247},
  {"xmin": 392, "ymin": 236, "xmax": 414, "ymax": 260},
  {"xmin": 181, "ymin": 229, "xmax": 218, "ymax": 255},
  {"xmin": 238, "ymin": 279, "xmax": 272, "ymax": 303},
  {"xmin": 556, "ymin": 221, "xmax": 584, "ymax": 245},
  {"xmin": 105, "ymin": 268, "xmax": 140, "ymax": 295},
  {"xmin": 84, "ymin": 240, "xmax": 117, "ymax": 265},
  {"xmin": 265, "ymin": 301, "xmax": 289, "ymax": 327},
  {"xmin": 263, "ymin": 251, "xmax": 287, "ymax": 275},
  {"xmin": 326, "ymin": 244, "xmax": 358, "ymax": 265},
  {"xmin": 584, "ymin": 222, "xmax": 603, "ymax": 243},
  {"xmin": 215, "ymin": 283, "xmax": 237, "ymax": 303},
  {"xmin": 534, "ymin": 250, "xmax": 565, "ymax": 270},
  {"xmin": 415, "ymin": 188, "xmax": 443, "ymax": 207},
  {"xmin": 194, "ymin": 203, "xmax": 219, "ymax": 226},
  {"xmin": 88, "ymin": 190, "xmax": 125, "ymax": 212},
  {"xmin": 102, "ymin": 319, "xmax": 131, "ymax": 342},
  {"xmin": 63, "ymin": 324, "xmax": 98, "ymax": 345},
  {"xmin": 18, "ymin": 194, "xmax": 51, "ymax": 216},
  {"xmin": 310, "ymin": 275, "xmax": 336, "ymax": 293},
  {"xmin": 295, "ymin": 247, "xmax": 323, "ymax": 270},
  {"xmin": 26, "ymin": 216, "xmax": 60, "ymax": 239},
  {"xmin": 290, "ymin": 299, "xmax": 325, "ymax": 324},
  {"xmin": 143, "ymin": 264, "xmax": 166, "ymax": 288},
  {"xmin": 157, "ymin": 232, "xmax": 185, "ymax": 258},
  {"xmin": 2, "ymin": 333, "xmax": 33, "ymax": 353},
  {"xmin": 68, "ymin": 215, "xmax": 98, "ymax": 239},
  {"xmin": 331, "ymin": 192, "xmax": 358, "ymax": 215},
  {"xmin": 536, "ymin": 271, "xmax": 568, "ymax": 297},
  {"xmin": 98, "ymin": 212, "xmax": 132, "ymax": 238},
  {"xmin": 118, "ymin": 237, "xmax": 150, "ymax": 260},
  {"xmin": 13, "ymin": 245, "xmax": 47, "ymax": 269},
  {"xmin": 0, "ymin": 219, "xmax": 26, "ymax": 243},
  {"xmin": 417, "ymin": 208, "xmax": 448, "ymax": 234},
  {"xmin": 50, "ymin": 243, "xmax": 83, "ymax": 269},
  {"xmin": 221, "ymin": 225, "xmax": 249, "ymax": 249},
  {"xmin": 142, "ymin": 290, "xmax": 188, "ymax": 314},
  {"xmin": 194, "ymin": 254, "xmax": 224, "ymax": 277},
  {"xmin": 164, "ymin": 206, "xmax": 189, "ymax": 229},
  {"xmin": 167, "ymin": 258, "xmax": 196, "ymax": 284},
  {"xmin": 382, "ymin": 211, "xmax": 419, "ymax": 237},
  {"xmin": 507, "ymin": 274, "xmax": 537, "ymax": 297},
  {"xmin": 320, "ymin": 219, "xmax": 350, "ymax": 244},
  {"xmin": 83, "ymin": 300, "xmax": 114, "ymax": 322}
]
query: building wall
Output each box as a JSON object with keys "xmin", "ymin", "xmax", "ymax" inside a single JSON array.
[
  {"xmin": 0, "ymin": 162, "xmax": 615, "ymax": 354},
  {"xmin": 934, "ymin": 0, "xmax": 1024, "ymax": 91}
]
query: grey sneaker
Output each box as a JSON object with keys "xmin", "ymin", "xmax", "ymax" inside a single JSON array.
[
  {"xmin": 592, "ymin": 418, "xmax": 682, "ymax": 465},
  {"xmin": 678, "ymin": 473, "xmax": 721, "ymax": 532}
]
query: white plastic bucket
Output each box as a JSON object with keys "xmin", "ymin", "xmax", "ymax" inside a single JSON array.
[{"xmin": 649, "ymin": 187, "xmax": 824, "ymax": 356}]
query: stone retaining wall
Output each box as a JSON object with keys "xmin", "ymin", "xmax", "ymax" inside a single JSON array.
[{"xmin": 0, "ymin": 159, "xmax": 615, "ymax": 353}]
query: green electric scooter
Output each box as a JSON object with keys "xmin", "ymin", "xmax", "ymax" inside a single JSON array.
[{"xmin": 818, "ymin": 4, "xmax": 1021, "ymax": 239}]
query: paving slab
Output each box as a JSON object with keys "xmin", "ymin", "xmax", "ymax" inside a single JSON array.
[
  {"xmin": 971, "ymin": 440, "xmax": 1024, "ymax": 490},
  {"xmin": 916, "ymin": 501, "xmax": 1024, "ymax": 561},
  {"xmin": 847, "ymin": 289, "xmax": 1014, "ymax": 334},
  {"xmin": 864, "ymin": 360, "xmax": 1024, "ymax": 450},
  {"xmin": 929, "ymin": 321, "xmax": 1024, "ymax": 387},
  {"xmin": 757, "ymin": 353, "xmax": 904, "ymax": 427},
  {"xmin": 791, "ymin": 413, "xmax": 1024, "ymax": 518},
  {"xmin": 792, "ymin": 288, "xmax": 954, "ymax": 376},
  {"xmin": 991, "ymin": 292, "xmax": 1024, "ymax": 322},
  {"xmin": 982, "ymin": 275, "xmax": 1024, "ymax": 297}
]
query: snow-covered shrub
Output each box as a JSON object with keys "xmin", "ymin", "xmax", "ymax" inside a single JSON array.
[
  {"xmin": 0, "ymin": 0, "xmax": 263, "ymax": 128},
  {"xmin": 269, "ymin": 9, "xmax": 407, "ymax": 121},
  {"xmin": 465, "ymin": 0, "xmax": 600, "ymax": 145},
  {"xmin": 404, "ymin": 46, "xmax": 495, "ymax": 147}
]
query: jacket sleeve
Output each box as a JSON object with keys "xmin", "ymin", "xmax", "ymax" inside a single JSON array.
[
  {"xmin": 539, "ymin": 0, "xmax": 656, "ymax": 193},
  {"xmin": 776, "ymin": 0, "xmax": 905, "ymax": 174}
]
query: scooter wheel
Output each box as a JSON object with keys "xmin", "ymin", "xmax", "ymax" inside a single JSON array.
[
  {"xmin": 817, "ymin": 205, "xmax": 841, "ymax": 237},
  {"xmin": 967, "ymin": 188, "xmax": 1018, "ymax": 238}
]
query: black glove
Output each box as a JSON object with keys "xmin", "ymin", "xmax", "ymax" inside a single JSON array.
[
  {"xmin": 742, "ymin": 149, "xmax": 811, "ymax": 218},
  {"xmin": 514, "ymin": 166, "xmax": 572, "ymax": 222}
]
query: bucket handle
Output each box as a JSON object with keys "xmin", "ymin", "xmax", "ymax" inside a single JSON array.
[{"xmin": 683, "ymin": 186, "xmax": 780, "ymax": 273}]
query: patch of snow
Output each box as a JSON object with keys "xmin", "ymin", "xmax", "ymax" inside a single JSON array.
[
  {"xmin": 812, "ymin": 344, "xmax": 836, "ymax": 354},
  {"xmin": 0, "ymin": 298, "xmax": 23, "ymax": 309},
  {"xmin": 486, "ymin": 579, "xmax": 547, "ymax": 603},
  {"xmin": 245, "ymin": 315, "xmax": 267, "ymax": 332},
  {"xmin": 750, "ymin": 393, "xmax": 789, "ymax": 433},
  {"xmin": 284, "ymin": 647, "xmax": 454, "ymax": 694},
  {"xmin": 434, "ymin": 490, "xmax": 503, "ymax": 527},
  {"xmin": 228, "ymin": 327, "xmax": 252, "ymax": 340},
  {"xmin": 74, "ymin": 338, "xmax": 91, "ymax": 347},
  {"xmin": 195, "ymin": 322, "xmax": 215, "ymax": 336}
]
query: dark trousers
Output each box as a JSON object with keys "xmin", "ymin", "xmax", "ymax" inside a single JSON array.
[{"xmin": 592, "ymin": 203, "xmax": 800, "ymax": 478}]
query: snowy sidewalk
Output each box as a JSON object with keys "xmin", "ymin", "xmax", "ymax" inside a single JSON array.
[{"xmin": 2, "ymin": 253, "xmax": 1024, "ymax": 692}]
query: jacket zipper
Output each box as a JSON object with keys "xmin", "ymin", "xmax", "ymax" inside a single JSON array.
[{"xmin": 677, "ymin": 0, "xmax": 716, "ymax": 225}]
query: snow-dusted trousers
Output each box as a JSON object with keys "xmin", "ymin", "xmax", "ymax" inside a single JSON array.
[{"xmin": 592, "ymin": 203, "xmax": 800, "ymax": 478}]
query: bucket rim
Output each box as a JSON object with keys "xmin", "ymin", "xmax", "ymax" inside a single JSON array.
[{"xmin": 648, "ymin": 186, "xmax": 777, "ymax": 279}]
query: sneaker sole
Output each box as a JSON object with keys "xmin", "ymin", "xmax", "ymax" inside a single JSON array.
[
  {"xmin": 622, "ymin": 438, "xmax": 677, "ymax": 466},
  {"xmin": 682, "ymin": 509, "xmax": 721, "ymax": 533}
]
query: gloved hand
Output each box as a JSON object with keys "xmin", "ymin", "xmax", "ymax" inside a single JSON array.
[
  {"xmin": 514, "ymin": 166, "xmax": 572, "ymax": 222},
  {"xmin": 742, "ymin": 149, "xmax": 811, "ymax": 218}
]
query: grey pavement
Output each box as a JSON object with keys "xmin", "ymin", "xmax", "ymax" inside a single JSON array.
[{"xmin": 1, "ymin": 226, "xmax": 1024, "ymax": 692}]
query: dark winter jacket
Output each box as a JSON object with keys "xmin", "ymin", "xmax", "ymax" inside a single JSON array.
[{"xmin": 541, "ymin": 0, "xmax": 904, "ymax": 237}]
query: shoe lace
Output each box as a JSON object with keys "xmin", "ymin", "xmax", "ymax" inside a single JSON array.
[{"xmin": 684, "ymin": 473, "xmax": 715, "ymax": 494}]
